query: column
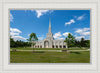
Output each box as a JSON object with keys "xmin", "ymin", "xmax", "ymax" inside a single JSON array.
[
  {"xmin": 39, "ymin": 42, "xmax": 40, "ymax": 48},
  {"xmin": 58, "ymin": 42, "xmax": 60, "ymax": 48},
  {"xmin": 62, "ymin": 42, "xmax": 64, "ymax": 48},
  {"xmin": 42, "ymin": 41, "xmax": 44, "ymax": 48}
]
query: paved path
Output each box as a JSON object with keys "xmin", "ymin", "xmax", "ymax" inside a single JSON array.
[
  {"xmin": 10, "ymin": 49, "xmax": 90, "ymax": 52},
  {"xmin": 69, "ymin": 49, "xmax": 90, "ymax": 51},
  {"xmin": 14, "ymin": 50, "xmax": 62, "ymax": 52}
]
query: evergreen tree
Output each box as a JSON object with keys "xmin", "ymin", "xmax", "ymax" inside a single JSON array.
[
  {"xmin": 64, "ymin": 33, "xmax": 75, "ymax": 48},
  {"xmin": 80, "ymin": 38, "xmax": 85, "ymax": 47},
  {"xmin": 10, "ymin": 36, "xmax": 15, "ymax": 47}
]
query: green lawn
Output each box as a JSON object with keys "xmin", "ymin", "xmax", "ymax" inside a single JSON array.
[
  {"xmin": 68, "ymin": 47, "xmax": 90, "ymax": 50},
  {"xmin": 10, "ymin": 47, "xmax": 89, "ymax": 50},
  {"xmin": 10, "ymin": 48, "xmax": 90, "ymax": 63}
]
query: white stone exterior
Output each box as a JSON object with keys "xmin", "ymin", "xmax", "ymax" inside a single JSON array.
[{"xmin": 34, "ymin": 19, "xmax": 67, "ymax": 48}]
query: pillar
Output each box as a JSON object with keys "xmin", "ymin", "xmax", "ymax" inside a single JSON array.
[
  {"xmin": 62, "ymin": 42, "xmax": 64, "ymax": 48},
  {"xmin": 58, "ymin": 42, "xmax": 60, "ymax": 48}
]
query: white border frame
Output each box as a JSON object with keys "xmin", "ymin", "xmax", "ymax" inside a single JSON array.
[
  {"xmin": 0, "ymin": 0, "xmax": 99, "ymax": 73},
  {"xmin": 3, "ymin": 2, "xmax": 97, "ymax": 71}
]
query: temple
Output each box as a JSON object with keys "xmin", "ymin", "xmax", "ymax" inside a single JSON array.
[{"xmin": 34, "ymin": 18, "xmax": 67, "ymax": 48}]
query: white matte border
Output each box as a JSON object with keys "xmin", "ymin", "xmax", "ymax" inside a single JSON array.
[{"xmin": 2, "ymin": 2, "xmax": 97, "ymax": 72}]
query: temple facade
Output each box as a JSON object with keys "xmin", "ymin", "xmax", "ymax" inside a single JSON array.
[{"xmin": 34, "ymin": 19, "xmax": 67, "ymax": 48}]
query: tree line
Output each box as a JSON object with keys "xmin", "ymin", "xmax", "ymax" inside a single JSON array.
[
  {"xmin": 10, "ymin": 36, "xmax": 31, "ymax": 48},
  {"xmin": 10, "ymin": 33, "xmax": 38, "ymax": 48},
  {"xmin": 10, "ymin": 33, "xmax": 90, "ymax": 48},
  {"xmin": 64, "ymin": 33, "xmax": 90, "ymax": 48}
]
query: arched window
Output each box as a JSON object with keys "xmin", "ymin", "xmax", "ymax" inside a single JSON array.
[
  {"xmin": 52, "ymin": 45, "xmax": 54, "ymax": 48},
  {"xmin": 40, "ymin": 46, "xmax": 42, "ymax": 48},
  {"xmin": 35, "ymin": 46, "xmax": 37, "ymax": 48},
  {"xmin": 63, "ymin": 45, "xmax": 66, "ymax": 48},
  {"xmin": 59, "ymin": 45, "xmax": 62, "ymax": 48},
  {"xmin": 38, "ymin": 46, "xmax": 39, "ymax": 48},
  {"xmin": 56, "ymin": 45, "xmax": 58, "ymax": 48}
]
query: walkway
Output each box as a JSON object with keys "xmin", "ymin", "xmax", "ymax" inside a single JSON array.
[{"xmin": 10, "ymin": 49, "xmax": 90, "ymax": 52}]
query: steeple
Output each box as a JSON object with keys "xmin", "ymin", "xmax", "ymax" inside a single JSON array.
[
  {"xmin": 49, "ymin": 18, "xmax": 51, "ymax": 33},
  {"xmin": 46, "ymin": 18, "xmax": 54, "ymax": 40}
]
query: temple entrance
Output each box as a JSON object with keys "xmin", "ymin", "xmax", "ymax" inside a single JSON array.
[{"xmin": 44, "ymin": 41, "xmax": 49, "ymax": 48}]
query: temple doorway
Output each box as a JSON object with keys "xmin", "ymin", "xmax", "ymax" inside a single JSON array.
[{"xmin": 44, "ymin": 41, "xmax": 49, "ymax": 48}]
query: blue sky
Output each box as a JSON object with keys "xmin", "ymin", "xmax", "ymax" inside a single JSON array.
[{"xmin": 10, "ymin": 10, "xmax": 90, "ymax": 41}]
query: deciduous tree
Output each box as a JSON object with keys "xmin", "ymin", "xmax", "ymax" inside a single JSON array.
[{"xmin": 27, "ymin": 33, "xmax": 38, "ymax": 48}]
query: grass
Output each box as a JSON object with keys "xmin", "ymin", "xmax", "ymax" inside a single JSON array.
[
  {"xmin": 68, "ymin": 47, "xmax": 89, "ymax": 50},
  {"xmin": 10, "ymin": 47, "xmax": 67, "ymax": 50},
  {"xmin": 10, "ymin": 47, "xmax": 89, "ymax": 50},
  {"xmin": 10, "ymin": 47, "xmax": 90, "ymax": 63}
]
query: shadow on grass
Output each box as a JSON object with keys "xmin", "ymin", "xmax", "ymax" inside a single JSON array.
[
  {"xmin": 32, "ymin": 51, "xmax": 45, "ymax": 53},
  {"xmin": 70, "ymin": 51, "xmax": 81, "ymax": 54}
]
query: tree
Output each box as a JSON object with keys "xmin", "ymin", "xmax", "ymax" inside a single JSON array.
[
  {"xmin": 80, "ymin": 38, "xmax": 85, "ymax": 47},
  {"xmin": 64, "ymin": 33, "xmax": 75, "ymax": 48},
  {"xmin": 85, "ymin": 40, "xmax": 90, "ymax": 48},
  {"xmin": 27, "ymin": 33, "xmax": 38, "ymax": 49},
  {"xmin": 74, "ymin": 40, "xmax": 82, "ymax": 48},
  {"xmin": 10, "ymin": 36, "xmax": 33, "ymax": 48},
  {"xmin": 10, "ymin": 36, "xmax": 16, "ymax": 47}
]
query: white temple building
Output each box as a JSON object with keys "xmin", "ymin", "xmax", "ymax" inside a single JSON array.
[{"xmin": 34, "ymin": 19, "xmax": 67, "ymax": 48}]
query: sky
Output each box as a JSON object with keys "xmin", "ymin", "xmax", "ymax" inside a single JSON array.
[{"xmin": 10, "ymin": 10, "xmax": 90, "ymax": 41}]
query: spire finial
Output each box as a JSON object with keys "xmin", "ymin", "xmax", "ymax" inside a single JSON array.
[
  {"xmin": 49, "ymin": 18, "xmax": 51, "ymax": 33},
  {"xmin": 49, "ymin": 18, "xmax": 51, "ymax": 27}
]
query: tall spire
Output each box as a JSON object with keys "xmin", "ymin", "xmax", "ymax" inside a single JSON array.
[{"xmin": 49, "ymin": 18, "xmax": 51, "ymax": 33}]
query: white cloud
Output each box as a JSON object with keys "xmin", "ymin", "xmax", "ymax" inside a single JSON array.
[
  {"xmin": 53, "ymin": 32, "xmax": 73, "ymax": 40},
  {"xmin": 28, "ymin": 34, "xmax": 30, "ymax": 36},
  {"xmin": 58, "ymin": 38, "xmax": 64, "ymax": 40},
  {"xmin": 82, "ymin": 32, "xmax": 90, "ymax": 36},
  {"xmin": 53, "ymin": 32, "xmax": 62, "ymax": 39},
  {"xmin": 63, "ymin": 32, "xmax": 70, "ymax": 37},
  {"xmin": 75, "ymin": 36, "xmax": 85, "ymax": 41},
  {"xmin": 35, "ymin": 10, "xmax": 49, "ymax": 18},
  {"xmin": 10, "ymin": 28, "xmax": 21, "ymax": 37},
  {"xmin": 38, "ymin": 35, "xmax": 44, "ymax": 40},
  {"xmin": 26, "ymin": 10, "xmax": 53, "ymax": 18},
  {"xmin": 65, "ymin": 19, "xmax": 75, "ymax": 26},
  {"xmin": 53, "ymin": 32, "xmax": 64, "ymax": 40},
  {"xmin": 83, "ymin": 28, "xmax": 90, "ymax": 31},
  {"xmin": 38, "ymin": 37, "xmax": 44, "ymax": 40},
  {"xmin": 75, "ymin": 29, "xmax": 83, "ymax": 33},
  {"xmin": 11, "ymin": 36, "xmax": 27, "ymax": 41},
  {"xmin": 10, "ymin": 32, "xmax": 19, "ymax": 36},
  {"xmin": 75, "ymin": 28, "xmax": 90, "ymax": 40},
  {"xmin": 77, "ymin": 14, "xmax": 85, "ymax": 20},
  {"xmin": 10, "ymin": 28, "xmax": 22, "ymax": 33},
  {"xmin": 10, "ymin": 13, "xmax": 13, "ymax": 22},
  {"xmin": 75, "ymin": 28, "xmax": 90, "ymax": 36},
  {"xmin": 10, "ymin": 28, "xmax": 27, "ymax": 41}
]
